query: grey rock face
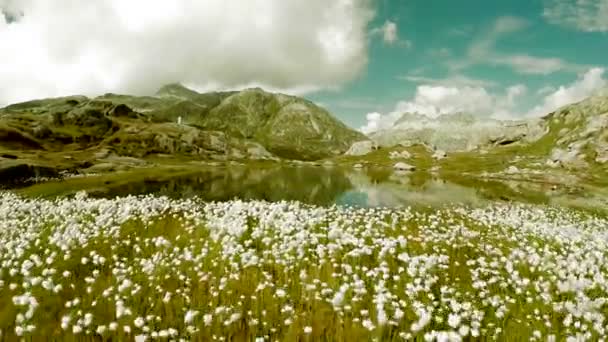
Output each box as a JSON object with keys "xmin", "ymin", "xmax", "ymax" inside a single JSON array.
[
  {"xmin": 345, "ymin": 140, "xmax": 378, "ymax": 156},
  {"xmin": 370, "ymin": 112, "xmax": 545, "ymax": 151}
]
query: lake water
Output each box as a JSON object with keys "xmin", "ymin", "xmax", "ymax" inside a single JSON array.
[{"xmin": 74, "ymin": 165, "xmax": 603, "ymax": 209}]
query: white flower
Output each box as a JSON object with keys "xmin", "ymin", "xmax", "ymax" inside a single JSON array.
[
  {"xmin": 448, "ymin": 313, "xmax": 461, "ymax": 329},
  {"xmin": 203, "ymin": 314, "xmax": 212, "ymax": 326},
  {"xmin": 134, "ymin": 317, "xmax": 145, "ymax": 328},
  {"xmin": 362, "ymin": 319, "xmax": 375, "ymax": 331},
  {"xmin": 303, "ymin": 326, "xmax": 312, "ymax": 334},
  {"xmin": 135, "ymin": 335, "xmax": 148, "ymax": 342},
  {"xmin": 184, "ymin": 310, "xmax": 199, "ymax": 324}
]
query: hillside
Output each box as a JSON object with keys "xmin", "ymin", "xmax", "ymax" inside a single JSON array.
[
  {"xmin": 0, "ymin": 85, "xmax": 365, "ymax": 182},
  {"xmin": 369, "ymin": 112, "xmax": 546, "ymax": 151},
  {"xmin": 367, "ymin": 89, "xmax": 608, "ymax": 167}
]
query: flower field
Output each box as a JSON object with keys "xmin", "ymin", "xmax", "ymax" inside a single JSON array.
[{"xmin": 1, "ymin": 192, "xmax": 607, "ymax": 341}]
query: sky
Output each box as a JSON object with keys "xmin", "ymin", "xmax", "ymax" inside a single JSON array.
[{"xmin": 0, "ymin": 0, "xmax": 607, "ymax": 131}]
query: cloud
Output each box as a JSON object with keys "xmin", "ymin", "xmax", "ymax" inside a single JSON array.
[
  {"xmin": 367, "ymin": 67, "xmax": 607, "ymax": 132},
  {"xmin": 543, "ymin": 0, "xmax": 608, "ymax": 32},
  {"xmin": 400, "ymin": 74, "xmax": 497, "ymax": 88},
  {"xmin": 360, "ymin": 83, "xmax": 527, "ymax": 133},
  {"xmin": 493, "ymin": 55, "xmax": 568, "ymax": 75},
  {"xmin": 428, "ymin": 47, "xmax": 452, "ymax": 58},
  {"xmin": 527, "ymin": 67, "xmax": 607, "ymax": 117},
  {"xmin": 371, "ymin": 20, "xmax": 411, "ymax": 47},
  {"xmin": 381, "ymin": 20, "xmax": 398, "ymax": 44},
  {"xmin": 0, "ymin": 0, "xmax": 375, "ymax": 105},
  {"xmin": 449, "ymin": 16, "xmax": 584, "ymax": 75}
]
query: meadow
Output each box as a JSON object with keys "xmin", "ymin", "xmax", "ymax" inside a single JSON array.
[{"xmin": 0, "ymin": 191, "xmax": 607, "ymax": 341}]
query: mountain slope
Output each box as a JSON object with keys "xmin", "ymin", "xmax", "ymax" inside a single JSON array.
[
  {"xmin": 0, "ymin": 85, "xmax": 364, "ymax": 165},
  {"xmin": 201, "ymin": 88, "xmax": 365, "ymax": 159},
  {"xmin": 370, "ymin": 112, "xmax": 546, "ymax": 151},
  {"xmin": 530, "ymin": 88, "xmax": 608, "ymax": 167}
]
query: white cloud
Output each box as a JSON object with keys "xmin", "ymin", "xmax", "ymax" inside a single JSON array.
[
  {"xmin": 493, "ymin": 55, "xmax": 567, "ymax": 75},
  {"xmin": 428, "ymin": 47, "xmax": 452, "ymax": 58},
  {"xmin": 400, "ymin": 74, "xmax": 497, "ymax": 88},
  {"xmin": 0, "ymin": 0, "xmax": 375, "ymax": 105},
  {"xmin": 366, "ymin": 67, "xmax": 608, "ymax": 132},
  {"xmin": 449, "ymin": 16, "xmax": 584, "ymax": 75},
  {"xmin": 360, "ymin": 83, "xmax": 527, "ymax": 133},
  {"xmin": 371, "ymin": 20, "xmax": 411, "ymax": 47},
  {"xmin": 382, "ymin": 20, "xmax": 398, "ymax": 44},
  {"xmin": 543, "ymin": 0, "xmax": 608, "ymax": 32},
  {"xmin": 527, "ymin": 67, "xmax": 607, "ymax": 117}
]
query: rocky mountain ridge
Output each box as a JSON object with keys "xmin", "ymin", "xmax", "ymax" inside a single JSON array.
[
  {"xmin": 0, "ymin": 84, "xmax": 364, "ymax": 161},
  {"xmin": 366, "ymin": 88, "xmax": 608, "ymax": 168}
]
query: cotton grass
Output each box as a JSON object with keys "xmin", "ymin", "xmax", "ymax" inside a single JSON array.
[{"xmin": 0, "ymin": 191, "xmax": 607, "ymax": 340}]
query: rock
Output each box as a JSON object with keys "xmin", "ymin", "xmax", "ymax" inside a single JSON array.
[
  {"xmin": 83, "ymin": 163, "xmax": 117, "ymax": 173},
  {"xmin": 345, "ymin": 140, "xmax": 378, "ymax": 156},
  {"xmin": 93, "ymin": 148, "xmax": 111, "ymax": 159},
  {"xmin": 430, "ymin": 166, "xmax": 440, "ymax": 173},
  {"xmin": 32, "ymin": 124, "xmax": 52, "ymax": 139},
  {"xmin": 246, "ymin": 142, "xmax": 276, "ymax": 160},
  {"xmin": 389, "ymin": 150, "xmax": 411, "ymax": 160},
  {"xmin": 353, "ymin": 163, "xmax": 364, "ymax": 169},
  {"xmin": 505, "ymin": 165, "xmax": 520, "ymax": 174},
  {"xmin": 393, "ymin": 162, "xmax": 415, "ymax": 171},
  {"xmin": 548, "ymin": 147, "xmax": 587, "ymax": 168},
  {"xmin": 432, "ymin": 150, "xmax": 447, "ymax": 160},
  {"xmin": 369, "ymin": 112, "xmax": 545, "ymax": 151},
  {"xmin": 103, "ymin": 155, "xmax": 146, "ymax": 166}
]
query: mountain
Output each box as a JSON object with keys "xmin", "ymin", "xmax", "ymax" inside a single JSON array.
[
  {"xmin": 533, "ymin": 88, "xmax": 608, "ymax": 167},
  {"xmin": 0, "ymin": 85, "xmax": 364, "ymax": 163},
  {"xmin": 368, "ymin": 88, "xmax": 608, "ymax": 169},
  {"xmin": 369, "ymin": 112, "xmax": 546, "ymax": 151}
]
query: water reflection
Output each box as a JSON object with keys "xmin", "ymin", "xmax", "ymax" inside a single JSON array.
[
  {"xmin": 85, "ymin": 165, "xmax": 508, "ymax": 208},
  {"xmin": 337, "ymin": 171, "xmax": 486, "ymax": 207}
]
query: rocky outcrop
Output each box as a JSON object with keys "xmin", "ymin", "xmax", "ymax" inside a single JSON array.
[
  {"xmin": 537, "ymin": 88, "xmax": 608, "ymax": 167},
  {"xmin": 202, "ymin": 88, "xmax": 365, "ymax": 160},
  {"xmin": 370, "ymin": 112, "xmax": 546, "ymax": 152},
  {"xmin": 432, "ymin": 150, "xmax": 447, "ymax": 160},
  {"xmin": 393, "ymin": 162, "xmax": 415, "ymax": 171},
  {"xmin": 345, "ymin": 140, "xmax": 378, "ymax": 156},
  {"xmin": 0, "ymin": 84, "xmax": 362, "ymax": 162},
  {"xmin": 389, "ymin": 150, "xmax": 411, "ymax": 160}
]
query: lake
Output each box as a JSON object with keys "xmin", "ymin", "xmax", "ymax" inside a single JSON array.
[{"xmin": 35, "ymin": 164, "xmax": 600, "ymax": 210}]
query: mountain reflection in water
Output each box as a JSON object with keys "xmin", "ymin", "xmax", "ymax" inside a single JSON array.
[{"xmin": 85, "ymin": 165, "xmax": 496, "ymax": 208}]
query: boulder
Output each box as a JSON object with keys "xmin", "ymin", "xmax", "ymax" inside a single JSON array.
[
  {"xmin": 246, "ymin": 142, "xmax": 276, "ymax": 160},
  {"xmin": 393, "ymin": 162, "xmax": 415, "ymax": 171},
  {"xmin": 389, "ymin": 150, "xmax": 411, "ymax": 160},
  {"xmin": 505, "ymin": 165, "xmax": 520, "ymax": 174},
  {"xmin": 548, "ymin": 147, "xmax": 587, "ymax": 168},
  {"xmin": 353, "ymin": 163, "xmax": 364, "ymax": 169},
  {"xmin": 432, "ymin": 150, "xmax": 447, "ymax": 160},
  {"xmin": 345, "ymin": 141, "xmax": 378, "ymax": 156}
]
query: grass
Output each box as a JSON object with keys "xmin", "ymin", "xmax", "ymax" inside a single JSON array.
[
  {"xmin": 0, "ymin": 194, "xmax": 606, "ymax": 340},
  {"xmin": 15, "ymin": 166, "xmax": 216, "ymax": 198}
]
